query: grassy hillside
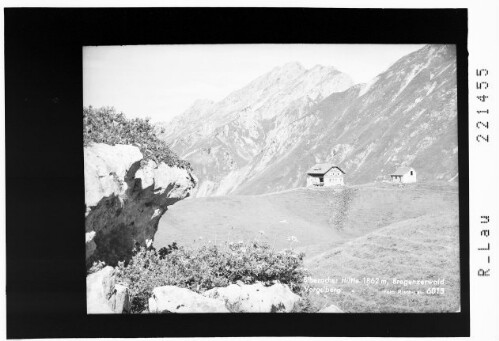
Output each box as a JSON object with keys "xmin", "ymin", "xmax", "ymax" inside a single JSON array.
[
  {"xmin": 155, "ymin": 182, "xmax": 458, "ymax": 254},
  {"xmin": 155, "ymin": 182, "xmax": 459, "ymax": 312},
  {"xmin": 305, "ymin": 213, "xmax": 460, "ymax": 312}
]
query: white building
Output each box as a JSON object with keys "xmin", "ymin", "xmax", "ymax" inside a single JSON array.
[
  {"xmin": 306, "ymin": 163, "xmax": 345, "ymax": 187},
  {"xmin": 390, "ymin": 166, "xmax": 417, "ymax": 183}
]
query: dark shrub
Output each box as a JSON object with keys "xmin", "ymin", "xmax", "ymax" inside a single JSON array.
[
  {"xmin": 115, "ymin": 241, "xmax": 308, "ymax": 313},
  {"xmin": 158, "ymin": 242, "xmax": 179, "ymax": 259},
  {"xmin": 83, "ymin": 106, "xmax": 191, "ymax": 170}
]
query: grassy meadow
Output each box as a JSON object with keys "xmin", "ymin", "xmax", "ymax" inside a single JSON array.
[{"xmin": 154, "ymin": 181, "xmax": 460, "ymax": 312}]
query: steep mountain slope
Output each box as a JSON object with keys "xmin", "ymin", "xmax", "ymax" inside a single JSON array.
[{"xmin": 159, "ymin": 45, "xmax": 457, "ymax": 196}]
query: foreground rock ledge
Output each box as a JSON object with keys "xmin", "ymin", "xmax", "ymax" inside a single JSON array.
[
  {"xmin": 84, "ymin": 143, "xmax": 196, "ymax": 267},
  {"xmin": 87, "ymin": 266, "xmax": 130, "ymax": 314},
  {"xmin": 148, "ymin": 282, "xmax": 301, "ymax": 313},
  {"xmin": 204, "ymin": 282, "xmax": 301, "ymax": 312},
  {"xmin": 319, "ymin": 304, "xmax": 343, "ymax": 313},
  {"xmin": 149, "ymin": 286, "xmax": 229, "ymax": 313}
]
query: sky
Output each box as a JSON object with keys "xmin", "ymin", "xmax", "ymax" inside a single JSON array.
[{"xmin": 83, "ymin": 44, "xmax": 424, "ymax": 123}]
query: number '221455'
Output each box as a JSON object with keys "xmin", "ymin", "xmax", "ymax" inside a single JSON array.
[{"xmin": 476, "ymin": 69, "xmax": 489, "ymax": 143}]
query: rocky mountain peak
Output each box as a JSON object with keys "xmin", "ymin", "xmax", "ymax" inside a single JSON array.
[
  {"xmin": 281, "ymin": 61, "xmax": 305, "ymax": 71},
  {"xmin": 190, "ymin": 98, "xmax": 215, "ymax": 110},
  {"xmin": 310, "ymin": 64, "xmax": 336, "ymax": 72},
  {"xmin": 158, "ymin": 61, "xmax": 353, "ymax": 142}
]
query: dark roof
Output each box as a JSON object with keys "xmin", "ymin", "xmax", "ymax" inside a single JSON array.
[
  {"xmin": 307, "ymin": 163, "xmax": 345, "ymax": 175},
  {"xmin": 390, "ymin": 166, "xmax": 414, "ymax": 176}
]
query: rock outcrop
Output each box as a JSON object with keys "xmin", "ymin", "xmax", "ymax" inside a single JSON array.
[
  {"xmin": 86, "ymin": 266, "xmax": 131, "ymax": 314},
  {"xmin": 203, "ymin": 282, "xmax": 301, "ymax": 312},
  {"xmin": 148, "ymin": 286, "xmax": 229, "ymax": 313},
  {"xmin": 84, "ymin": 143, "xmax": 196, "ymax": 267}
]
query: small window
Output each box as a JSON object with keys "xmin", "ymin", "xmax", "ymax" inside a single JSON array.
[{"xmin": 410, "ymin": 171, "xmax": 413, "ymax": 175}]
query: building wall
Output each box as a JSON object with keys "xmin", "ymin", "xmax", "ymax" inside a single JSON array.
[
  {"xmin": 391, "ymin": 169, "xmax": 417, "ymax": 183},
  {"xmin": 401, "ymin": 170, "xmax": 417, "ymax": 183},
  {"xmin": 324, "ymin": 168, "xmax": 344, "ymax": 186}
]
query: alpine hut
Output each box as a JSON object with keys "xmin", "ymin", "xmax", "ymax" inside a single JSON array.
[
  {"xmin": 390, "ymin": 166, "xmax": 417, "ymax": 183},
  {"xmin": 306, "ymin": 163, "xmax": 345, "ymax": 187}
]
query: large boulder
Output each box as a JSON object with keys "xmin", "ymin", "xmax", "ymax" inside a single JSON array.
[
  {"xmin": 148, "ymin": 286, "xmax": 229, "ymax": 313},
  {"xmin": 84, "ymin": 143, "xmax": 196, "ymax": 267},
  {"xmin": 86, "ymin": 266, "xmax": 130, "ymax": 314},
  {"xmin": 84, "ymin": 144, "xmax": 143, "ymax": 209},
  {"xmin": 203, "ymin": 282, "xmax": 301, "ymax": 312},
  {"xmin": 108, "ymin": 284, "xmax": 130, "ymax": 313}
]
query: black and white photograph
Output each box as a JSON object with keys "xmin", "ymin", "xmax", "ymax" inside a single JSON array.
[
  {"xmin": 84, "ymin": 43, "xmax": 460, "ymax": 314},
  {"xmin": 9, "ymin": 3, "xmax": 499, "ymax": 339}
]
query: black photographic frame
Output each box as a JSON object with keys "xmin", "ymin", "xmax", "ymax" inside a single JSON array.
[{"xmin": 5, "ymin": 7, "xmax": 469, "ymax": 338}]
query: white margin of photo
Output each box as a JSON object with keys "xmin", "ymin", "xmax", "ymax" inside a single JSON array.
[{"xmin": 1, "ymin": 0, "xmax": 498, "ymax": 341}]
